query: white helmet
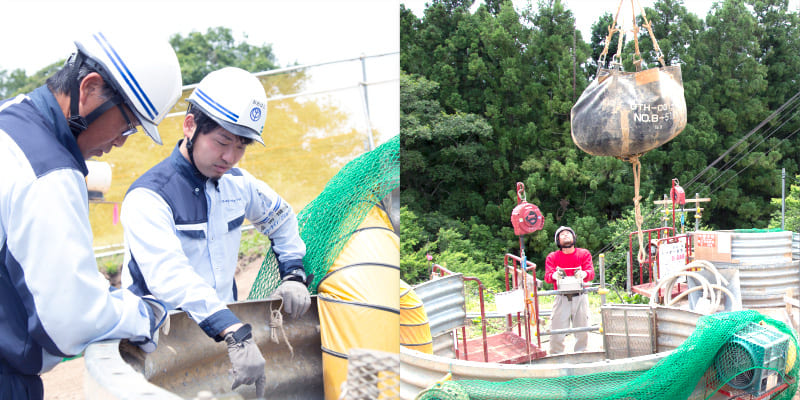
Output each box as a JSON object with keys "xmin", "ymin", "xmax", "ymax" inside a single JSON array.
[
  {"xmin": 187, "ymin": 67, "xmax": 267, "ymax": 145},
  {"xmin": 73, "ymin": 31, "xmax": 182, "ymax": 145}
]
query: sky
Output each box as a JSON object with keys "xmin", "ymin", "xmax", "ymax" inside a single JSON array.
[{"xmin": 0, "ymin": 0, "xmax": 399, "ymax": 74}]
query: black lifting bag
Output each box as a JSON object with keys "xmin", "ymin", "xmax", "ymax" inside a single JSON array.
[{"xmin": 570, "ymin": 65, "xmax": 687, "ymax": 158}]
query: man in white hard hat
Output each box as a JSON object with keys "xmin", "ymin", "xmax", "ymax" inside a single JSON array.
[
  {"xmin": 120, "ymin": 67, "xmax": 311, "ymax": 397},
  {"xmin": 544, "ymin": 226, "xmax": 595, "ymax": 354},
  {"xmin": 0, "ymin": 32, "xmax": 182, "ymax": 399}
]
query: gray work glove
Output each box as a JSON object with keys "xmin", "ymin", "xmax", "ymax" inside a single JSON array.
[
  {"xmin": 225, "ymin": 324, "xmax": 266, "ymax": 397},
  {"xmin": 575, "ymin": 269, "xmax": 587, "ymax": 281},
  {"xmin": 273, "ymin": 280, "xmax": 311, "ymax": 319},
  {"xmin": 130, "ymin": 296, "xmax": 168, "ymax": 353},
  {"xmin": 554, "ymin": 267, "xmax": 566, "ymax": 281}
]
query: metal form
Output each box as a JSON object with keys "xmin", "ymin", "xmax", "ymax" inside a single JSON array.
[
  {"xmin": 600, "ymin": 304, "xmax": 703, "ymax": 359},
  {"xmin": 425, "ymin": 266, "xmax": 489, "ymax": 362},
  {"xmin": 413, "ymin": 273, "xmax": 467, "ymax": 339},
  {"xmin": 712, "ymin": 230, "xmax": 800, "ymax": 308},
  {"xmin": 85, "ymin": 298, "xmax": 323, "ymax": 399},
  {"xmin": 601, "ymin": 304, "xmax": 655, "ymax": 359},
  {"xmin": 400, "ymin": 346, "xmax": 663, "ymax": 400}
]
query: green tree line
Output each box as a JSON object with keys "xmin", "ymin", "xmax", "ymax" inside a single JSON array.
[
  {"xmin": 0, "ymin": 27, "xmax": 279, "ymax": 98},
  {"xmin": 400, "ymin": 0, "xmax": 800, "ymax": 290}
]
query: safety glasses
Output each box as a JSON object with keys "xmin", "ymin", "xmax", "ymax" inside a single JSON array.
[{"xmin": 116, "ymin": 103, "xmax": 139, "ymax": 136}]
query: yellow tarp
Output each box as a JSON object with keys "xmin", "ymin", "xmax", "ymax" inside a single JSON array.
[
  {"xmin": 400, "ymin": 279, "xmax": 433, "ymax": 354},
  {"xmin": 318, "ymin": 206, "xmax": 399, "ymax": 400}
]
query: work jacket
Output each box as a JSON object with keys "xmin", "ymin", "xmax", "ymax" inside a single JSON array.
[
  {"xmin": 0, "ymin": 86, "xmax": 153, "ymax": 375},
  {"xmin": 121, "ymin": 142, "xmax": 306, "ymax": 339}
]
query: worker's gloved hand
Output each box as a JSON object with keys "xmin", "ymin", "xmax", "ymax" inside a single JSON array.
[
  {"xmin": 225, "ymin": 324, "xmax": 266, "ymax": 398},
  {"xmin": 554, "ymin": 267, "xmax": 566, "ymax": 280},
  {"xmin": 575, "ymin": 269, "xmax": 587, "ymax": 281},
  {"xmin": 130, "ymin": 296, "xmax": 168, "ymax": 353},
  {"xmin": 273, "ymin": 276, "xmax": 311, "ymax": 319}
]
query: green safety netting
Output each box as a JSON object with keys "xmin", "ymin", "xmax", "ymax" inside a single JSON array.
[
  {"xmin": 248, "ymin": 135, "xmax": 399, "ymax": 298},
  {"xmin": 416, "ymin": 310, "xmax": 799, "ymax": 400}
]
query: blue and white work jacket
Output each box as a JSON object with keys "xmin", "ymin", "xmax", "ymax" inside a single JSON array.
[
  {"xmin": 0, "ymin": 86, "xmax": 154, "ymax": 375},
  {"xmin": 121, "ymin": 142, "xmax": 306, "ymax": 340}
]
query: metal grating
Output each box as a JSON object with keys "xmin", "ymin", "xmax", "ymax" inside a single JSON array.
[{"xmin": 340, "ymin": 348, "xmax": 400, "ymax": 400}]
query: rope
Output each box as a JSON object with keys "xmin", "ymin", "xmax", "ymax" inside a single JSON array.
[
  {"xmin": 628, "ymin": 155, "xmax": 646, "ymax": 264},
  {"xmin": 269, "ymin": 302, "xmax": 294, "ymax": 358}
]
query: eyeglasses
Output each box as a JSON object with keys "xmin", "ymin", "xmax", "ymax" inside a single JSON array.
[{"xmin": 116, "ymin": 104, "xmax": 138, "ymax": 136}]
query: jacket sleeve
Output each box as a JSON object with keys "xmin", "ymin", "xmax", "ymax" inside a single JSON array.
[
  {"xmin": 580, "ymin": 249, "xmax": 595, "ymax": 282},
  {"xmin": 544, "ymin": 252, "xmax": 558, "ymax": 286},
  {"xmin": 122, "ymin": 188, "xmax": 240, "ymax": 339},
  {"xmin": 5, "ymin": 169, "xmax": 153, "ymax": 358},
  {"xmin": 240, "ymin": 169, "xmax": 306, "ymax": 277}
]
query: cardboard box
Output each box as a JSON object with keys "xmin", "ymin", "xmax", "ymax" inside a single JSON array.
[{"xmin": 692, "ymin": 231, "xmax": 732, "ymax": 263}]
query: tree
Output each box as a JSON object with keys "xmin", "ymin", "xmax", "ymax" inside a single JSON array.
[{"xmin": 169, "ymin": 27, "xmax": 279, "ymax": 85}]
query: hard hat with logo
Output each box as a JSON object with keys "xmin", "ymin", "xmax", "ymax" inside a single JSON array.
[
  {"xmin": 71, "ymin": 31, "xmax": 182, "ymax": 145},
  {"xmin": 187, "ymin": 67, "xmax": 267, "ymax": 145}
]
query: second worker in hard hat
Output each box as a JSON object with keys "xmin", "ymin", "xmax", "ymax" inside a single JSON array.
[
  {"xmin": 544, "ymin": 226, "xmax": 595, "ymax": 354},
  {"xmin": 120, "ymin": 67, "xmax": 311, "ymax": 397}
]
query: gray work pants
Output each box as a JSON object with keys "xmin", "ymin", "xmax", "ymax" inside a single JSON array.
[{"xmin": 549, "ymin": 293, "xmax": 589, "ymax": 354}]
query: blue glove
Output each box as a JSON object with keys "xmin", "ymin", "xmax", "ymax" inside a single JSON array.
[{"xmin": 130, "ymin": 296, "xmax": 168, "ymax": 353}]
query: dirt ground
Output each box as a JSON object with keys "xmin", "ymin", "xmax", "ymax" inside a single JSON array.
[{"xmin": 40, "ymin": 258, "xmax": 262, "ymax": 399}]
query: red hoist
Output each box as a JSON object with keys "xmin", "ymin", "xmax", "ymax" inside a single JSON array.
[{"xmin": 509, "ymin": 182, "xmax": 544, "ymax": 352}]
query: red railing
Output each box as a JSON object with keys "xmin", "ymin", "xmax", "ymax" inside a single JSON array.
[
  {"xmin": 503, "ymin": 253, "xmax": 541, "ymax": 351},
  {"xmin": 627, "ymin": 227, "xmax": 675, "ymax": 286}
]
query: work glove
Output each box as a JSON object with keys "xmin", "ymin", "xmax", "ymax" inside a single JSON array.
[
  {"xmin": 273, "ymin": 275, "xmax": 311, "ymax": 319},
  {"xmin": 554, "ymin": 267, "xmax": 566, "ymax": 281},
  {"xmin": 225, "ymin": 324, "xmax": 266, "ymax": 398},
  {"xmin": 575, "ymin": 269, "xmax": 588, "ymax": 281},
  {"xmin": 130, "ymin": 296, "xmax": 168, "ymax": 353}
]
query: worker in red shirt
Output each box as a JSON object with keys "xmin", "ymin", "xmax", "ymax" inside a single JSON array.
[{"xmin": 544, "ymin": 226, "xmax": 595, "ymax": 354}]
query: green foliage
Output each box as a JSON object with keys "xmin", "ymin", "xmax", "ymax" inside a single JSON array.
[
  {"xmin": 238, "ymin": 227, "xmax": 270, "ymax": 261},
  {"xmin": 401, "ymin": 0, "xmax": 800, "ymax": 295},
  {"xmin": 768, "ymin": 174, "xmax": 800, "ymax": 231},
  {"xmin": 169, "ymin": 27, "xmax": 279, "ymax": 85},
  {"xmin": 0, "ymin": 61, "xmax": 61, "ymax": 98},
  {"xmin": 0, "ymin": 27, "xmax": 280, "ymax": 97},
  {"xmin": 97, "ymin": 254, "xmax": 123, "ymax": 275}
]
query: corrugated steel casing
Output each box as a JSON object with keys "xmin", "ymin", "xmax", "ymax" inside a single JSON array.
[
  {"xmin": 412, "ymin": 274, "xmax": 467, "ymax": 338},
  {"xmin": 654, "ymin": 307, "xmax": 703, "ymax": 352},
  {"xmin": 706, "ymin": 231, "xmax": 800, "ymax": 308}
]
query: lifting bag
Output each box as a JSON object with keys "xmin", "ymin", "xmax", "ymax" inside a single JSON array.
[{"xmin": 570, "ymin": 65, "xmax": 687, "ymax": 158}]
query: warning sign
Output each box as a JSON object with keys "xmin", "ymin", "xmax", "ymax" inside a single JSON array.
[
  {"xmin": 658, "ymin": 237, "xmax": 688, "ymax": 280},
  {"xmin": 695, "ymin": 233, "xmax": 716, "ymax": 247},
  {"xmin": 692, "ymin": 231, "xmax": 732, "ymax": 262}
]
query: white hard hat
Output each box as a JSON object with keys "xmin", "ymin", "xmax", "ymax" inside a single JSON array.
[
  {"xmin": 73, "ymin": 32, "xmax": 182, "ymax": 145},
  {"xmin": 187, "ymin": 67, "xmax": 267, "ymax": 145},
  {"xmin": 554, "ymin": 226, "xmax": 576, "ymax": 248}
]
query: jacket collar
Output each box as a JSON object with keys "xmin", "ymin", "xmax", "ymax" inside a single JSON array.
[{"xmin": 28, "ymin": 85, "xmax": 88, "ymax": 176}]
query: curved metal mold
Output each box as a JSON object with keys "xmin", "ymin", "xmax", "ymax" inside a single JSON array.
[
  {"xmin": 412, "ymin": 274, "xmax": 466, "ymax": 337},
  {"xmin": 85, "ymin": 297, "xmax": 322, "ymax": 399},
  {"xmin": 729, "ymin": 230, "xmax": 792, "ymax": 264},
  {"xmin": 399, "ymin": 346, "xmax": 669, "ymax": 400},
  {"xmin": 713, "ymin": 260, "xmax": 800, "ymax": 308}
]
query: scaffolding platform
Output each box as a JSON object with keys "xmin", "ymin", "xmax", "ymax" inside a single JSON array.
[{"xmin": 458, "ymin": 331, "xmax": 547, "ymax": 364}]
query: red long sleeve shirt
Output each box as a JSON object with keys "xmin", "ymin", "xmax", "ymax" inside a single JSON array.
[{"xmin": 544, "ymin": 248, "xmax": 595, "ymax": 290}]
